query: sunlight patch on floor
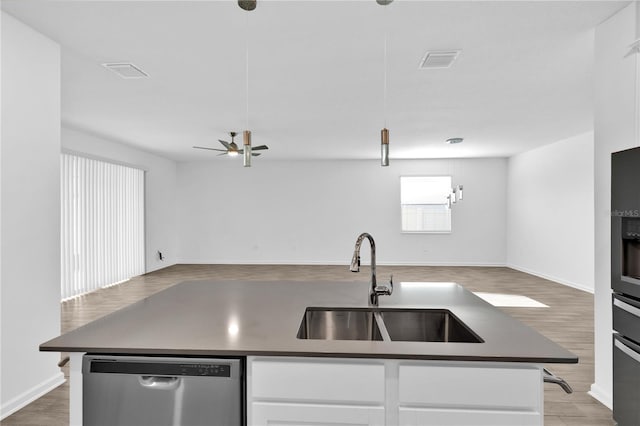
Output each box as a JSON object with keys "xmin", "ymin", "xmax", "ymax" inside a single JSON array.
[{"xmin": 473, "ymin": 292, "xmax": 549, "ymax": 308}]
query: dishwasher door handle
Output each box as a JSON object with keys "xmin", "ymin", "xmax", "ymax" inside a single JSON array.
[{"xmin": 138, "ymin": 376, "xmax": 181, "ymax": 390}]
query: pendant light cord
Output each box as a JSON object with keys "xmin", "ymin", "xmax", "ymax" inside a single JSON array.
[
  {"xmin": 245, "ymin": 10, "xmax": 250, "ymax": 130},
  {"xmin": 383, "ymin": 7, "xmax": 388, "ymax": 128}
]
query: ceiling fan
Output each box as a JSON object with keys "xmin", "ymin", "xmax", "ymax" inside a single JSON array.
[{"xmin": 193, "ymin": 132, "xmax": 268, "ymax": 157}]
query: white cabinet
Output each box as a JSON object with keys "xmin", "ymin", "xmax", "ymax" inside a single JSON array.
[
  {"xmin": 397, "ymin": 362, "xmax": 543, "ymax": 426},
  {"xmin": 247, "ymin": 357, "xmax": 544, "ymax": 426},
  {"xmin": 399, "ymin": 407, "xmax": 541, "ymax": 426},
  {"xmin": 248, "ymin": 357, "xmax": 386, "ymax": 426},
  {"xmin": 252, "ymin": 402, "xmax": 385, "ymax": 426}
]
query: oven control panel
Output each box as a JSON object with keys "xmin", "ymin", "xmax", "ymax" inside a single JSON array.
[{"xmin": 622, "ymin": 218, "xmax": 640, "ymax": 240}]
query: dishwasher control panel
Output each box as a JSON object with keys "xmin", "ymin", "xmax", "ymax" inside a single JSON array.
[{"xmin": 89, "ymin": 359, "xmax": 232, "ymax": 377}]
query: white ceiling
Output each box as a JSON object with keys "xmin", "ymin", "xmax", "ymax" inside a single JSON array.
[{"xmin": 1, "ymin": 0, "xmax": 629, "ymax": 161}]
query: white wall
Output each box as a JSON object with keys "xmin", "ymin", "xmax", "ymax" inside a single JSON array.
[
  {"xmin": 177, "ymin": 158, "xmax": 507, "ymax": 265},
  {"xmin": 592, "ymin": 1, "xmax": 639, "ymax": 409},
  {"xmin": 1, "ymin": 12, "xmax": 64, "ymax": 418},
  {"xmin": 62, "ymin": 126, "xmax": 178, "ymax": 272},
  {"xmin": 507, "ymin": 132, "xmax": 595, "ymax": 292}
]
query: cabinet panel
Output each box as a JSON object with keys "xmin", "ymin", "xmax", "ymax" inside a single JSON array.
[
  {"xmin": 399, "ymin": 363, "xmax": 541, "ymax": 410},
  {"xmin": 252, "ymin": 402, "xmax": 385, "ymax": 426},
  {"xmin": 251, "ymin": 358, "xmax": 384, "ymax": 403},
  {"xmin": 399, "ymin": 407, "xmax": 542, "ymax": 426}
]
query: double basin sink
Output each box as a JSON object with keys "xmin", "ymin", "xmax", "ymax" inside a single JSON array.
[{"xmin": 297, "ymin": 307, "xmax": 483, "ymax": 343}]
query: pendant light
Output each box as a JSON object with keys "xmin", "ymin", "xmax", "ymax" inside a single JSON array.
[
  {"xmin": 243, "ymin": 3, "xmax": 253, "ymax": 167},
  {"xmin": 379, "ymin": 0, "xmax": 392, "ymax": 166},
  {"xmin": 243, "ymin": 130, "xmax": 252, "ymax": 167},
  {"xmin": 381, "ymin": 128, "xmax": 389, "ymax": 166},
  {"xmin": 238, "ymin": 0, "xmax": 256, "ymax": 11}
]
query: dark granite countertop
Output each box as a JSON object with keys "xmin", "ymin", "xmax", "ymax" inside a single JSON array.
[{"xmin": 41, "ymin": 280, "xmax": 577, "ymax": 363}]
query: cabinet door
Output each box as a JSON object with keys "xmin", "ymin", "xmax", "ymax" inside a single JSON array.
[
  {"xmin": 399, "ymin": 407, "xmax": 542, "ymax": 426},
  {"xmin": 252, "ymin": 402, "xmax": 385, "ymax": 426},
  {"xmin": 398, "ymin": 363, "xmax": 542, "ymax": 410}
]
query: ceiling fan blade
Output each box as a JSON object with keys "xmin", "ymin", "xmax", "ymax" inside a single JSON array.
[
  {"xmin": 218, "ymin": 140, "xmax": 232, "ymax": 150},
  {"xmin": 252, "ymin": 153, "xmax": 261, "ymax": 156},
  {"xmin": 230, "ymin": 142, "xmax": 239, "ymax": 150},
  {"xmin": 252, "ymin": 145, "xmax": 269, "ymax": 151},
  {"xmin": 217, "ymin": 152, "xmax": 228, "ymax": 156},
  {"xmin": 193, "ymin": 146, "xmax": 227, "ymax": 152}
]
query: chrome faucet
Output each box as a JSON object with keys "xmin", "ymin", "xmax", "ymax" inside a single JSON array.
[{"xmin": 350, "ymin": 232, "xmax": 393, "ymax": 306}]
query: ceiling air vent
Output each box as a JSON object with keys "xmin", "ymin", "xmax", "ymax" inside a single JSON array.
[
  {"xmin": 102, "ymin": 63, "xmax": 149, "ymax": 79},
  {"xmin": 419, "ymin": 50, "xmax": 461, "ymax": 70}
]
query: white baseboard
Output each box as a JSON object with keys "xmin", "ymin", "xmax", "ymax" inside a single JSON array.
[
  {"xmin": 177, "ymin": 260, "xmax": 507, "ymax": 267},
  {"xmin": 507, "ymin": 264, "xmax": 594, "ymax": 294},
  {"xmin": 589, "ymin": 383, "xmax": 613, "ymax": 410},
  {"xmin": 1, "ymin": 372, "xmax": 65, "ymax": 420}
]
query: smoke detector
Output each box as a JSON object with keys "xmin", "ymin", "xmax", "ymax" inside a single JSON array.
[
  {"xmin": 102, "ymin": 63, "xmax": 149, "ymax": 79},
  {"xmin": 419, "ymin": 50, "xmax": 461, "ymax": 69}
]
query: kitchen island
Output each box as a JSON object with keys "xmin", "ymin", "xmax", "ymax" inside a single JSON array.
[{"xmin": 41, "ymin": 280, "xmax": 577, "ymax": 425}]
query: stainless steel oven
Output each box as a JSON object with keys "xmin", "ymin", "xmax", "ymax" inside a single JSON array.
[{"xmin": 612, "ymin": 147, "xmax": 640, "ymax": 425}]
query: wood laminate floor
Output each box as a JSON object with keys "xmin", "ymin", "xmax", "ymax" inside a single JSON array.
[{"xmin": 1, "ymin": 265, "xmax": 614, "ymax": 425}]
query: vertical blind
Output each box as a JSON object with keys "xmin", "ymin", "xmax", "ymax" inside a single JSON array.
[{"xmin": 61, "ymin": 153, "xmax": 145, "ymax": 300}]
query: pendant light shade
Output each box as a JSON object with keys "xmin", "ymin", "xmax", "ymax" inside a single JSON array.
[
  {"xmin": 381, "ymin": 128, "xmax": 389, "ymax": 166},
  {"xmin": 238, "ymin": 0, "xmax": 257, "ymax": 11},
  {"xmin": 243, "ymin": 130, "xmax": 252, "ymax": 167}
]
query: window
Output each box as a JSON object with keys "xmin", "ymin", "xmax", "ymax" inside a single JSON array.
[
  {"xmin": 400, "ymin": 176, "xmax": 452, "ymax": 233},
  {"xmin": 61, "ymin": 154, "xmax": 145, "ymax": 300}
]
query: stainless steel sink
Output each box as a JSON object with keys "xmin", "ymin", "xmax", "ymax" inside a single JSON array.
[
  {"xmin": 297, "ymin": 307, "xmax": 483, "ymax": 343},
  {"xmin": 378, "ymin": 309, "xmax": 483, "ymax": 343},
  {"xmin": 296, "ymin": 308, "xmax": 384, "ymax": 341}
]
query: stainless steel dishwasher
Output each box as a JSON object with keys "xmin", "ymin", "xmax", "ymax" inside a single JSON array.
[{"xmin": 83, "ymin": 355, "xmax": 244, "ymax": 426}]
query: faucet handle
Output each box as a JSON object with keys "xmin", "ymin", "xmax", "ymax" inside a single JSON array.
[{"xmin": 374, "ymin": 275, "xmax": 394, "ymax": 297}]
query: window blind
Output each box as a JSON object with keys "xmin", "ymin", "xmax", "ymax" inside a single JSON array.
[
  {"xmin": 61, "ymin": 154, "xmax": 145, "ymax": 300},
  {"xmin": 400, "ymin": 176, "xmax": 452, "ymax": 233}
]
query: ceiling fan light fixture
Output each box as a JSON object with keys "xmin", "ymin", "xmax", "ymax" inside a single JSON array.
[
  {"xmin": 446, "ymin": 137, "xmax": 464, "ymax": 144},
  {"xmin": 243, "ymin": 130, "xmax": 252, "ymax": 167}
]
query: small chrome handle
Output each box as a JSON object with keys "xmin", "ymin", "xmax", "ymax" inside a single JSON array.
[
  {"xmin": 543, "ymin": 368, "xmax": 572, "ymax": 394},
  {"xmin": 138, "ymin": 376, "xmax": 181, "ymax": 390},
  {"xmin": 58, "ymin": 356, "xmax": 70, "ymax": 368}
]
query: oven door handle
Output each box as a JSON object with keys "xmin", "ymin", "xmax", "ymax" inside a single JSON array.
[
  {"xmin": 615, "ymin": 337, "xmax": 640, "ymax": 364},
  {"xmin": 614, "ymin": 297, "xmax": 640, "ymax": 317}
]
